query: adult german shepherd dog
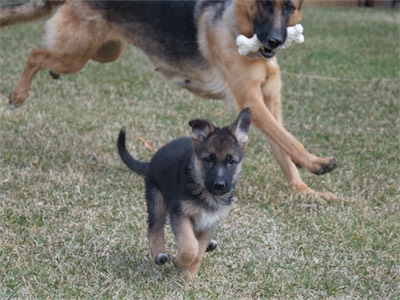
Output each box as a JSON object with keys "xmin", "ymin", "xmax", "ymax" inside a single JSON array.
[
  {"xmin": 118, "ymin": 108, "xmax": 251, "ymax": 278},
  {"xmin": 0, "ymin": 0, "xmax": 337, "ymax": 199}
]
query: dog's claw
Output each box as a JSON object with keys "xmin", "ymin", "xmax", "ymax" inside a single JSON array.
[
  {"xmin": 9, "ymin": 91, "xmax": 27, "ymax": 107},
  {"xmin": 8, "ymin": 97, "xmax": 17, "ymax": 109},
  {"xmin": 9, "ymin": 93, "xmax": 19, "ymax": 108}
]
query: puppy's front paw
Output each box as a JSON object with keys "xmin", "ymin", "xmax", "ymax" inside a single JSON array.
[
  {"xmin": 206, "ymin": 240, "xmax": 218, "ymax": 252},
  {"xmin": 154, "ymin": 253, "xmax": 169, "ymax": 265}
]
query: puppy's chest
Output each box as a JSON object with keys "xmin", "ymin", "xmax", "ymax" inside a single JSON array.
[{"xmin": 189, "ymin": 204, "xmax": 231, "ymax": 232}]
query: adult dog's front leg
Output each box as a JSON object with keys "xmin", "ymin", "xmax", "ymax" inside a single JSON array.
[
  {"xmin": 238, "ymin": 88, "xmax": 336, "ymax": 175},
  {"xmin": 226, "ymin": 60, "xmax": 336, "ymax": 176},
  {"xmin": 261, "ymin": 62, "xmax": 336, "ymax": 200}
]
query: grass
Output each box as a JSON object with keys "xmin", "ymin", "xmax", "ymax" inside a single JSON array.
[{"xmin": 1, "ymin": 6, "xmax": 399, "ymax": 299}]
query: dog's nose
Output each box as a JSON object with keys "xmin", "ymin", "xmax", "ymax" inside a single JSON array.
[
  {"xmin": 268, "ymin": 37, "xmax": 283, "ymax": 49},
  {"xmin": 213, "ymin": 180, "xmax": 226, "ymax": 191}
]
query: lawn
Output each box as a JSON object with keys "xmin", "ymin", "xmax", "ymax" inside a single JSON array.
[{"xmin": 1, "ymin": 5, "xmax": 399, "ymax": 299}]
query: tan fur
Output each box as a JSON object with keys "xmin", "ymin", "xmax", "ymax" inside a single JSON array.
[
  {"xmin": 234, "ymin": 0, "xmax": 257, "ymax": 37},
  {"xmin": 173, "ymin": 218, "xmax": 200, "ymax": 276},
  {"xmin": 148, "ymin": 190, "xmax": 167, "ymax": 260},
  {"xmin": 173, "ymin": 217, "xmax": 214, "ymax": 279},
  {"xmin": 183, "ymin": 230, "xmax": 214, "ymax": 279},
  {"xmin": 3, "ymin": 0, "xmax": 337, "ymax": 199},
  {"xmin": 9, "ymin": 1, "xmax": 126, "ymax": 104},
  {"xmin": 289, "ymin": 0, "xmax": 303, "ymax": 26}
]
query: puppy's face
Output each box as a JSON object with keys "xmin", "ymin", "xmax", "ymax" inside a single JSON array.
[{"xmin": 189, "ymin": 108, "xmax": 251, "ymax": 196}]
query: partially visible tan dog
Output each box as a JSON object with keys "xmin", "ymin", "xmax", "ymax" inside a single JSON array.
[{"xmin": 0, "ymin": 0, "xmax": 337, "ymax": 199}]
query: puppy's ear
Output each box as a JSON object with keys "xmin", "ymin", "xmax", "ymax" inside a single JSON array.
[
  {"xmin": 230, "ymin": 107, "xmax": 251, "ymax": 147},
  {"xmin": 189, "ymin": 119, "xmax": 215, "ymax": 143}
]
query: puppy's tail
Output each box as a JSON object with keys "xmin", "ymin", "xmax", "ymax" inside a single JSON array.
[
  {"xmin": 0, "ymin": 0, "xmax": 65, "ymax": 27},
  {"xmin": 117, "ymin": 127, "xmax": 149, "ymax": 176}
]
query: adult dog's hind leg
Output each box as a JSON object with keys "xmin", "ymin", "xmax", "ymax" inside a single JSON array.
[
  {"xmin": 262, "ymin": 63, "xmax": 336, "ymax": 200},
  {"xmin": 92, "ymin": 40, "xmax": 126, "ymax": 64},
  {"xmin": 46, "ymin": 41, "xmax": 125, "ymax": 85},
  {"xmin": 9, "ymin": 48, "xmax": 47, "ymax": 106},
  {"xmin": 146, "ymin": 187, "xmax": 168, "ymax": 265}
]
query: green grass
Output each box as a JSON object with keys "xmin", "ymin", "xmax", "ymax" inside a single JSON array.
[{"xmin": 1, "ymin": 6, "xmax": 399, "ymax": 299}]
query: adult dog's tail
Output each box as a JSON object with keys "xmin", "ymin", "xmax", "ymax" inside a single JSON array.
[
  {"xmin": 117, "ymin": 127, "xmax": 149, "ymax": 176},
  {"xmin": 0, "ymin": 0, "xmax": 65, "ymax": 26}
]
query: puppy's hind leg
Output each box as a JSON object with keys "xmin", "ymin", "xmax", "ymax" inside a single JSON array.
[{"xmin": 146, "ymin": 187, "xmax": 168, "ymax": 265}]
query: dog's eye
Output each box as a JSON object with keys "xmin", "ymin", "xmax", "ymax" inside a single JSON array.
[
  {"xmin": 202, "ymin": 155, "xmax": 215, "ymax": 166},
  {"xmin": 226, "ymin": 156, "xmax": 237, "ymax": 166},
  {"xmin": 260, "ymin": 0, "xmax": 273, "ymax": 10},
  {"xmin": 284, "ymin": 1, "xmax": 295, "ymax": 13}
]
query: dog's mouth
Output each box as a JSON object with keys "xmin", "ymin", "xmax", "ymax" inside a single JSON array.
[
  {"xmin": 209, "ymin": 189, "xmax": 229, "ymax": 196},
  {"xmin": 259, "ymin": 46, "xmax": 276, "ymax": 58},
  {"xmin": 206, "ymin": 184, "xmax": 231, "ymax": 196}
]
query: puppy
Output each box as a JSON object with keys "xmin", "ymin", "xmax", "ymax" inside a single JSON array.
[{"xmin": 117, "ymin": 108, "xmax": 251, "ymax": 279}]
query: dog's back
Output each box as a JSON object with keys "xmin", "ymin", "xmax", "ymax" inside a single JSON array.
[{"xmin": 145, "ymin": 137, "xmax": 194, "ymax": 201}]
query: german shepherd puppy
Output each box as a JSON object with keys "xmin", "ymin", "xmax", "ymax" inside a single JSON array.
[
  {"xmin": 1, "ymin": 0, "xmax": 337, "ymax": 199},
  {"xmin": 117, "ymin": 108, "xmax": 251, "ymax": 279}
]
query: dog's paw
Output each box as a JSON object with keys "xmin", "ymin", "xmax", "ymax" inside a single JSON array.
[
  {"xmin": 291, "ymin": 183, "xmax": 337, "ymax": 201},
  {"xmin": 154, "ymin": 253, "xmax": 169, "ymax": 265},
  {"xmin": 316, "ymin": 191, "xmax": 337, "ymax": 200},
  {"xmin": 9, "ymin": 91, "xmax": 28, "ymax": 107},
  {"xmin": 311, "ymin": 157, "xmax": 337, "ymax": 175},
  {"xmin": 303, "ymin": 189, "xmax": 337, "ymax": 201},
  {"xmin": 206, "ymin": 240, "xmax": 218, "ymax": 252}
]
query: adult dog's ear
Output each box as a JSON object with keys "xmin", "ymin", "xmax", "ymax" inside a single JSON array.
[
  {"xmin": 189, "ymin": 119, "xmax": 216, "ymax": 144},
  {"xmin": 230, "ymin": 107, "xmax": 251, "ymax": 147},
  {"xmin": 289, "ymin": 0, "xmax": 304, "ymax": 26},
  {"xmin": 235, "ymin": 0, "xmax": 257, "ymax": 37}
]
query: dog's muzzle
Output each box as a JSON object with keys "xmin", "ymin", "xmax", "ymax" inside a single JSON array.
[
  {"xmin": 207, "ymin": 179, "xmax": 231, "ymax": 196},
  {"xmin": 259, "ymin": 37, "xmax": 283, "ymax": 58}
]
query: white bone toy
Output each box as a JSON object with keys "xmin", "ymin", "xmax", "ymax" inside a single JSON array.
[{"xmin": 236, "ymin": 24, "xmax": 304, "ymax": 56}]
